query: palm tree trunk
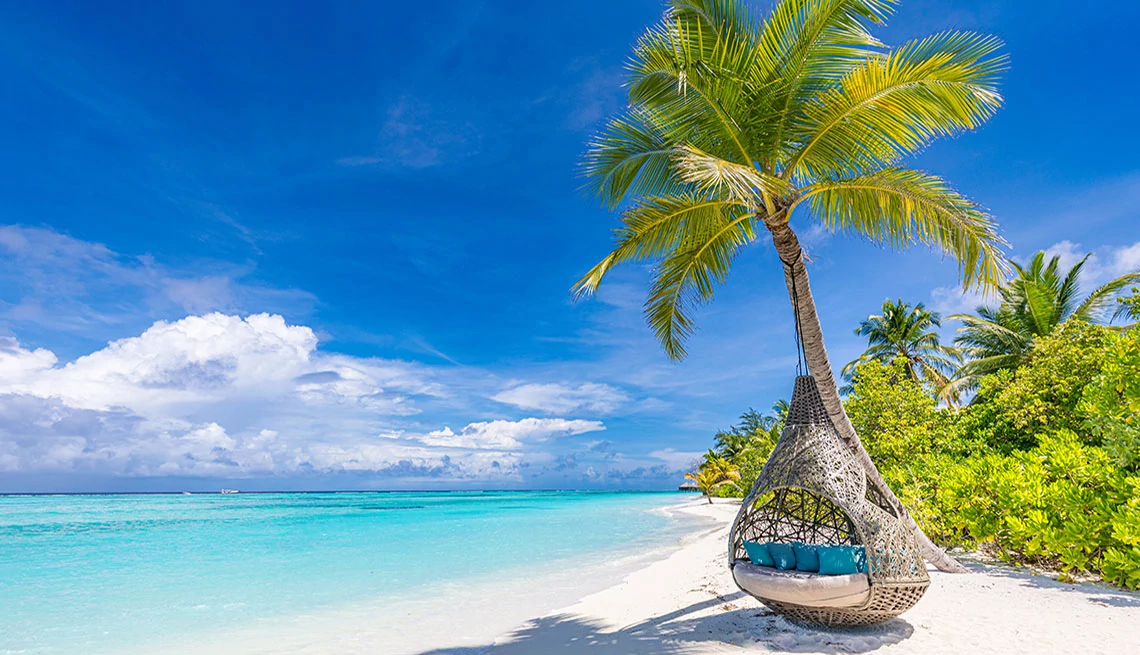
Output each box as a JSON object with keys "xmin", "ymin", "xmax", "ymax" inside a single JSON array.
[{"xmin": 767, "ymin": 220, "xmax": 968, "ymax": 574}]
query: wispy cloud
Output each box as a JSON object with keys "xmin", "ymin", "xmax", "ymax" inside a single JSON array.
[
  {"xmin": 420, "ymin": 418, "xmax": 604, "ymax": 450},
  {"xmin": 647, "ymin": 448, "xmax": 704, "ymax": 471},
  {"xmin": 1043, "ymin": 239, "xmax": 1140, "ymax": 289},
  {"xmin": 338, "ymin": 95, "xmax": 482, "ymax": 170},
  {"xmin": 491, "ymin": 382, "xmax": 630, "ymax": 414},
  {"xmin": 0, "ymin": 225, "xmax": 315, "ymax": 343},
  {"xmin": 929, "ymin": 285, "xmax": 990, "ymax": 316},
  {"xmin": 931, "ymin": 238, "xmax": 1140, "ymax": 321}
]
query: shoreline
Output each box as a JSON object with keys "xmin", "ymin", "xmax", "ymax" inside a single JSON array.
[
  {"xmin": 28, "ymin": 495, "xmax": 1140, "ymax": 654},
  {"xmin": 472, "ymin": 499, "xmax": 1140, "ymax": 654},
  {"xmin": 142, "ymin": 495, "xmax": 714, "ymax": 655}
]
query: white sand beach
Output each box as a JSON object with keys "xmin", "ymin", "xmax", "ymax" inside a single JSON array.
[{"xmin": 431, "ymin": 499, "xmax": 1140, "ymax": 655}]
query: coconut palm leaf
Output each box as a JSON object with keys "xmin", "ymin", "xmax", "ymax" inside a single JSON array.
[
  {"xmin": 843, "ymin": 298, "xmax": 960, "ymax": 397},
  {"xmin": 1074, "ymin": 272, "xmax": 1140, "ymax": 322},
  {"xmin": 796, "ymin": 167, "xmax": 1005, "ymax": 287}
]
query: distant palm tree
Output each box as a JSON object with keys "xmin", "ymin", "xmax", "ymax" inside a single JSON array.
[
  {"xmin": 686, "ymin": 452, "xmax": 741, "ymax": 503},
  {"xmin": 573, "ymin": 0, "xmax": 1007, "ymax": 572},
  {"xmin": 771, "ymin": 399, "xmax": 790, "ymax": 423},
  {"xmin": 714, "ymin": 408, "xmax": 779, "ymax": 459},
  {"xmin": 842, "ymin": 299, "xmax": 960, "ymax": 396},
  {"xmin": 948, "ymin": 251, "xmax": 1140, "ymax": 395},
  {"xmin": 1115, "ymin": 287, "xmax": 1139, "ymax": 324}
]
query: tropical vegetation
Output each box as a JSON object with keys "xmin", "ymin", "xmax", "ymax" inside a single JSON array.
[
  {"xmin": 684, "ymin": 453, "xmax": 741, "ymax": 503},
  {"xmin": 698, "ymin": 305, "xmax": 1140, "ymax": 589},
  {"xmin": 841, "ymin": 299, "xmax": 959, "ymax": 395},
  {"xmin": 947, "ymin": 251, "xmax": 1140, "ymax": 397},
  {"xmin": 574, "ymin": 0, "xmax": 1008, "ymax": 572}
]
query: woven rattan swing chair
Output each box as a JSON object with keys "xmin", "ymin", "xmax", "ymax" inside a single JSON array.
[{"xmin": 727, "ymin": 375, "xmax": 930, "ymax": 627}]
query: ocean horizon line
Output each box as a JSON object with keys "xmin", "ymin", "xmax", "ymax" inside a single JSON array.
[{"xmin": 0, "ymin": 487, "xmax": 689, "ymax": 497}]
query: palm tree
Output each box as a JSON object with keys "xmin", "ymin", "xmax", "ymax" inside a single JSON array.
[
  {"xmin": 573, "ymin": 0, "xmax": 1009, "ymax": 572},
  {"xmin": 771, "ymin": 398, "xmax": 790, "ymax": 423},
  {"xmin": 1117, "ymin": 288, "xmax": 1139, "ymax": 323},
  {"xmin": 714, "ymin": 407, "xmax": 785, "ymax": 459},
  {"xmin": 713, "ymin": 409, "xmax": 774, "ymax": 458},
  {"xmin": 685, "ymin": 452, "xmax": 742, "ymax": 503},
  {"xmin": 842, "ymin": 299, "xmax": 960, "ymax": 396},
  {"xmin": 948, "ymin": 251, "xmax": 1140, "ymax": 394}
]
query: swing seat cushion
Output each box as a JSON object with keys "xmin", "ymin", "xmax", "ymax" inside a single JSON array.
[{"xmin": 733, "ymin": 561, "xmax": 870, "ymax": 609}]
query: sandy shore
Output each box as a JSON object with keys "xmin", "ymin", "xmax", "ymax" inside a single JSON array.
[{"xmin": 430, "ymin": 498, "xmax": 1140, "ymax": 655}]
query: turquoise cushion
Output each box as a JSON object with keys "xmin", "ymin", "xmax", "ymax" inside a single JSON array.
[
  {"xmin": 792, "ymin": 542, "xmax": 820, "ymax": 572},
  {"xmin": 742, "ymin": 541, "xmax": 774, "ymax": 567},
  {"xmin": 767, "ymin": 543, "xmax": 797, "ymax": 570},
  {"xmin": 817, "ymin": 546, "xmax": 857, "ymax": 575},
  {"xmin": 818, "ymin": 545, "xmax": 869, "ymax": 575}
]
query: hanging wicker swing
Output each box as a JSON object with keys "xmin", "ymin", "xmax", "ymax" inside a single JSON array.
[{"xmin": 727, "ymin": 375, "xmax": 930, "ymax": 627}]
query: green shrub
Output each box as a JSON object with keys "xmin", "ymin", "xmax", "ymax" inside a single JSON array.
[
  {"xmin": 916, "ymin": 431, "xmax": 1140, "ymax": 587},
  {"xmin": 959, "ymin": 321, "xmax": 1111, "ymax": 451},
  {"xmin": 1079, "ymin": 328, "xmax": 1140, "ymax": 470},
  {"xmin": 705, "ymin": 320, "xmax": 1140, "ymax": 588},
  {"xmin": 845, "ymin": 357, "xmax": 980, "ymax": 464}
]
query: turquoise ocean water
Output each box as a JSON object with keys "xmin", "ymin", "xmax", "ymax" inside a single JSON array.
[{"xmin": 0, "ymin": 491, "xmax": 689, "ymax": 654}]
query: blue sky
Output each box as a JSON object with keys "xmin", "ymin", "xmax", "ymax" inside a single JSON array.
[{"xmin": 1, "ymin": 0, "xmax": 1137, "ymax": 492}]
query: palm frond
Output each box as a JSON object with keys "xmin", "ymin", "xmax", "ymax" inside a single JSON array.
[
  {"xmin": 758, "ymin": 0, "xmax": 895, "ymax": 158},
  {"xmin": 1054, "ymin": 254, "xmax": 1088, "ymax": 321},
  {"xmin": 582, "ymin": 108, "xmax": 686, "ymax": 209},
  {"xmin": 796, "ymin": 166, "xmax": 1007, "ymax": 288},
  {"xmin": 646, "ymin": 209, "xmax": 757, "ymax": 360},
  {"xmin": 950, "ymin": 310, "xmax": 1027, "ymax": 352},
  {"xmin": 673, "ymin": 143, "xmax": 789, "ymax": 204},
  {"xmin": 1074, "ymin": 272, "xmax": 1140, "ymax": 322},
  {"xmin": 627, "ymin": 8, "xmax": 759, "ymax": 165},
  {"xmin": 786, "ymin": 30, "xmax": 1007, "ymax": 179},
  {"xmin": 572, "ymin": 195, "xmax": 743, "ymax": 298}
]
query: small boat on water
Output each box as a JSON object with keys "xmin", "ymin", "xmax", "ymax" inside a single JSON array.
[{"xmin": 220, "ymin": 489, "xmax": 239, "ymax": 494}]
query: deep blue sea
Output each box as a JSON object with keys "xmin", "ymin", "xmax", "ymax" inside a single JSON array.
[{"xmin": 0, "ymin": 491, "xmax": 691, "ymax": 655}]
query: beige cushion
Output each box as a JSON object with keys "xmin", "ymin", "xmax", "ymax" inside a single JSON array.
[{"xmin": 733, "ymin": 561, "xmax": 870, "ymax": 609}]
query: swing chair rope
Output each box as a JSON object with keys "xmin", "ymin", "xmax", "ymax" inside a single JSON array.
[{"xmin": 780, "ymin": 250, "xmax": 806, "ymax": 377}]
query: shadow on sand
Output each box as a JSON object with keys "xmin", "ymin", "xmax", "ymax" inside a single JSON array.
[
  {"xmin": 956, "ymin": 559, "xmax": 1140, "ymax": 609},
  {"xmin": 415, "ymin": 592, "xmax": 913, "ymax": 655}
]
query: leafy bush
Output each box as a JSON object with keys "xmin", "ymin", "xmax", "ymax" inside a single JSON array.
[
  {"xmin": 1079, "ymin": 327, "xmax": 1140, "ymax": 470},
  {"xmin": 896, "ymin": 431, "xmax": 1140, "ymax": 588},
  {"xmin": 845, "ymin": 357, "xmax": 979, "ymax": 465},
  {"xmin": 958, "ymin": 321, "xmax": 1111, "ymax": 451},
  {"xmin": 705, "ymin": 321, "xmax": 1140, "ymax": 588}
]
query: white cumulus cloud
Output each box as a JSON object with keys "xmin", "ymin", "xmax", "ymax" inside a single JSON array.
[{"xmin": 0, "ymin": 314, "xmax": 616, "ymax": 482}]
